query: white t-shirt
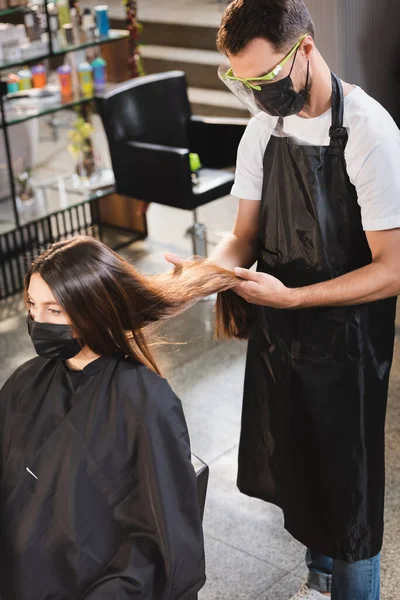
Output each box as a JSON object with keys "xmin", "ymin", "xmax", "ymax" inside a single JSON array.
[{"xmin": 231, "ymin": 86, "xmax": 400, "ymax": 231}]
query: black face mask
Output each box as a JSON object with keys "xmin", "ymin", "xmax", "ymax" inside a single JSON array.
[
  {"xmin": 253, "ymin": 52, "xmax": 310, "ymax": 118},
  {"xmin": 26, "ymin": 314, "xmax": 82, "ymax": 360}
]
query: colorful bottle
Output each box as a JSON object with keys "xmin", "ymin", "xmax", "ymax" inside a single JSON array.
[
  {"xmin": 7, "ymin": 74, "xmax": 20, "ymax": 93},
  {"xmin": 78, "ymin": 62, "xmax": 93, "ymax": 97},
  {"xmin": 57, "ymin": 64, "xmax": 73, "ymax": 98},
  {"xmin": 32, "ymin": 64, "xmax": 47, "ymax": 88},
  {"xmin": 70, "ymin": 8, "xmax": 82, "ymax": 44},
  {"xmin": 94, "ymin": 5, "xmax": 110, "ymax": 36},
  {"xmin": 56, "ymin": 0, "xmax": 71, "ymax": 28},
  {"xmin": 23, "ymin": 7, "xmax": 42, "ymax": 42},
  {"xmin": 18, "ymin": 67, "xmax": 33, "ymax": 90},
  {"xmin": 62, "ymin": 23, "xmax": 74, "ymax": 45},
  {"xmin": 91, "ymin": 56, "xmax": 106, "ymax": 93},
  {"xmin": 82, "ymin": 8, "xmax": 96, "ymax": 42},
  {"xmin": 48, "ymin": 3, "xmax": 62, "ymax": 51}
]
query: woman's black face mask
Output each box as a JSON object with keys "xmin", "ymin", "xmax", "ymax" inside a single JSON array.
[
  {"xmin": 26, "ymin": 314, "xmax": 82, "ymax": 360},
  {"xmin": 253, "ymin": 51, "xmax": 310, "ymax": 118}
]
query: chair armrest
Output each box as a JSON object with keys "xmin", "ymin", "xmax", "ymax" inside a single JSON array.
[
  {"xmin": 189, "ymin": 115, "xmax": 248, "ymax": 169},
  {"xmin": 111, "ymin": 140, "xmax": 193, "ymax": 207},
  {"xmin": 191, "ymin": 454, "xmax": 209, "ymax": 522}
]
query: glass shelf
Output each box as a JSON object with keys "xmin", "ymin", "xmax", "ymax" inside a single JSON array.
[
  {"xmin": 0, "ymin": 29, "xmax": 128, "ymax": 71},
  {"xmin": 52, "ymin": 29, "xmax": 129, "ymax": 57},
  {"xmin": 1, "ymin": 86, "xmax": 107, "ymax": 127},
  {"xmin": 0, "ymin": 168, "xmax": 115, "ymax": 235}
]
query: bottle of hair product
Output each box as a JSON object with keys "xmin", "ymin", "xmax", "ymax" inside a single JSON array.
[
  {"xmin": 82, "ymin": 8, "xmax": 96, "ymax": 42},
  {"xmin": 57, "ymin": 64, "xmax": 73, "ymax": 99},
  {"xmin": 7, "ymin": 73, "xmax": 20, "ymax": 93},
  {"xmin": 69, "ymin": 0, "xmax": 83, "ymax": 43},
  {"xmin": 47, "ymin": 1, "xmax": 62, "ymax": 51},
  {"xmin": 91, "ymin": 56, "xmax": 106, "ymax": 93},
  {"xmin": 78, "ymin": 62, "xmax": 93, "ymax": 97},
  {"xmin": 31, "ymin": 64, "xmax": 47, "ymax": 88},
  {"xmin": 24, "ymin": 5, "xmax": 42, "ymax": 42},
  {"xmin": 56, "ymin": 0, "xmax": 71, "ymax": 29},
  {"xmin": 94, "ymin": 5, "xmax": 110, "ymax": 37},
  {"xmin": 82, "ymin": 8, "xmax": 94, "ymax": 30},
  {"xmin": 62, "ymin": 23, "xmax": 74, "ymax": 45},
  {"xmin": 69, "ymin": 0, "xmax": 82, "ymax": 25},
  {"xmin": 18, "ymin": 67, "xmax": 33, "ymax": 90}
]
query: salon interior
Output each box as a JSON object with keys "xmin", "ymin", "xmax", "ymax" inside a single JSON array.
[{"xmin": 0, "ymin": 0, "xmax": 399, "ymax": 598}]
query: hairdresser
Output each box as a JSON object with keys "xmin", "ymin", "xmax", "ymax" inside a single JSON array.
[{"xmin": 165, "ymin": 1, "xmax": 400, "ymax": 599}]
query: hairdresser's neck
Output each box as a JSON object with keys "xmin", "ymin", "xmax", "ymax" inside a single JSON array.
[
  {"xmin": 65, "ymin": 345, "xmax": 101, "ymax": 371},
  {"xmin": 297, "ymin": 51, "xmax": 354, "ymax": 119}
]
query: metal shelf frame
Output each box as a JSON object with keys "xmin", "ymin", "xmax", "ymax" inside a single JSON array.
[{"xmin": 0, "ymin": 5, "xmax": 141, "ymax": 298}]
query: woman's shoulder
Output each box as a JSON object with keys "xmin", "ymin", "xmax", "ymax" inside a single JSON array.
[
  {"xmin": 1, "ymin": 356, "xmax": 49, "ymax": 394},
  {"xmin": 116, "ymin": 357, "xmax": 181, "ymax": 417},
  {"xmin": 117, "ymin": 356, "xmax": 167, "ymax": 384},
  {"xmin": 0, "ymin": 357, "xmax": 51, "ymax": 418}
]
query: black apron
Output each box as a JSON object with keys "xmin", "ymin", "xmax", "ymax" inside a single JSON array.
[{"xmin": 237, "ymin": 74, "xmax": 397, "ymax": 562}]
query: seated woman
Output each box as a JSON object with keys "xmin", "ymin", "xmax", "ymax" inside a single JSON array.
[{"xmin": 0, "ymin": 235, "xmax": 242, "ymax": 600}]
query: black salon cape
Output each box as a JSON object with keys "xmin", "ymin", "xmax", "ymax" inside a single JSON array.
[{"xmin": 0, "ymin": 353, "xmax": 206, "ymax": 599}]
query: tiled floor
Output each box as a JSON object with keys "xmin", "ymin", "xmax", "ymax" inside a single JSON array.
[{"xmin": 1, "ymin": 115, "xmax": 400, "ymax": 600}]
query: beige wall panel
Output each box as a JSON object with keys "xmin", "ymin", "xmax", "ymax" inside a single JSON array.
[
  {"xmin": 339, "ymin": 0, "xmax": 400, "ymax": 122},
  {"xmin": 304, "ymin": 0, "xmax": 340, "ymax": 74},
  {"xmin": 305, "ymin": 0, "xmax": 399, "ymax": 122}
]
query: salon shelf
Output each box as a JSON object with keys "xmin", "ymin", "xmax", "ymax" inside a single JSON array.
[
  {"xmin": 0, "ymin": 29, "xmax": 128, "ymax": 71},
  {"xmin": 0, "ymin": 169, "xmax": 115, "ymax": 236},
  {"xmin": 0, "ymin": 13, "xmax": 144, "ymax": 299},
  {"xmin": 1, "ymin": 84, "xmax": 113, "ymax": 127}
]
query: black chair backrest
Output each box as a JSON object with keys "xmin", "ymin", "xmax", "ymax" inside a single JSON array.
[{"xmin": 96, "ymin": 71, "xmax": 192, "ymax": 149}]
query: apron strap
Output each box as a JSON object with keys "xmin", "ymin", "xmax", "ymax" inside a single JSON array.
[{"xmin": 329, "ymin": 73, "xmax": 348, "ymax": 149}]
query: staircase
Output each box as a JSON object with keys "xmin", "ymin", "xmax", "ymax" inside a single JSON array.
[{"xmin": 110, "ymin": 18, "xmax": 249, "ymax": 119}]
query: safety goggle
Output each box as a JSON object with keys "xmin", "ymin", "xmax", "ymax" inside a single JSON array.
[{"xmin": 221, "ymin": 33, "xmax": 308, "ymax": 91}]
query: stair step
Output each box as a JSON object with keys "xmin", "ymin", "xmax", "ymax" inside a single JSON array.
[
  {"xmin": 140, "ymin": 44, "xmax": 222, "ymax": 66},
  {"xmin": 110, "ymin": 18, "xmax": 219, "ymax": 52},
  {"xmin": 140, "ymin": 44, "xmax": 225, "ymax": 90},
  {"xmin": 136, "ymin": 1, "xmax": 223, "ymax": 28},
  {"xmin": 141, "ymin": 20, "xmax": 218, "ymax": 51},
  {"xmin": 188, "ymin": 87, "xmax": 250, "ymax": 118},
  {"xmin": 110, "ymin": 16, "xmax": 218, "ymax": 51},
  {"xmin": 107, "ymin": 17, "xmax": 246, "ymax": 118}
]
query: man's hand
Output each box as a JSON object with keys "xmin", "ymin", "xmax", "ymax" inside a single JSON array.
[
  {"xmin": 233, "ymin": 230, "xmax": 400, "ymax": 310},
  {"xmin": 234, "ymin": 268, "xmax": 295, "ymax": 309},
  {"xmin": 164, "ymin": 253, "xmax": 185, "ymax": 268}
]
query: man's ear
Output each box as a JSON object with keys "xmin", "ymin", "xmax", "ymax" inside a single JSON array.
[{"xmin": 301, "ymin": 36, "xmax": 315, "ymax": 59}]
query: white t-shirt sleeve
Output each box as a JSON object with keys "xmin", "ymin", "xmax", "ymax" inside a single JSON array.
[
  {"xmin": 231, "ymin": 92, "xmax": 400, "ymax": 232},
  {"xmin": 346, "ymin": 101, "xmax": 400, "ymax": 231},
  {"xmin": 231, "ymin": 117, "xmax": 273, "ymax": 200}
]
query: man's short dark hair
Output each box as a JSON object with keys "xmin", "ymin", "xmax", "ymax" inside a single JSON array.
[{"xmin": 217, "ymin": 0, "xmax": 315, "ymax": 55}]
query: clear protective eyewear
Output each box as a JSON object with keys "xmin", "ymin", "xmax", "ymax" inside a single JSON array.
[{"xmin": 219, "ymin": 33, "xmax": 308, "ymax": 91}]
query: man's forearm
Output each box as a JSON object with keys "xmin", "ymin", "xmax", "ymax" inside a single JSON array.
[
  {"xmin": 207, "ymin": 234, "xmax": 258, "ymax": 271},
  {"xmin": 291, "ymin": 260, "xmax": 400, "ymax": 308}
]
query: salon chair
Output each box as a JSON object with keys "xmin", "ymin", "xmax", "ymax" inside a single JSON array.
[
  {"xmin": 189, "ymin": 453, "xmax": 209, "ymax": 600},
  {"xmin": 192, "ymin": 453, "xmax": 209, "ymax": 522},
  {"xmin": 96, "ymin": 71, "xmax": 247, "ymax": 255}
]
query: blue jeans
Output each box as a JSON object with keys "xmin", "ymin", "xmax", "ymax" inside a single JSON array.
[{"xmin": 306, "ymin": 549, "xmax": 380, "ymax": 600}]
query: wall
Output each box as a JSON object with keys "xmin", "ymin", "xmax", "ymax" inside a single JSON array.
[
  {"xmin": 339, "ymin": 0, "xmax": 400, "ymax": 124},
  {"xmin": 304, "ymin": 0, "xmax": 340, "ymax": 74},
  {"xmin": 305, "ymin": 0, "xmax": 400, "ymax": 123}
]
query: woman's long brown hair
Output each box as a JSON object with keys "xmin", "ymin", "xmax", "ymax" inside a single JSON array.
[{"xmin": 25, "ymin": 236, "xmax": 254, "ymax": 375}]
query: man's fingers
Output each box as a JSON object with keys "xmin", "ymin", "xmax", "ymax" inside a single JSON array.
[
  {"xmin": 234, "ymin": 280, "xmax": 259, "ymax": 297},
  {"xmin": 164, "ymin": 253, "xmax": 185, "ymax": 266},
  {"xmin": 234, "ymin": 267, "xmax": 261, "ymax": 283}
]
